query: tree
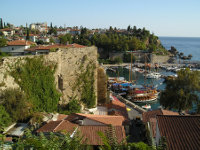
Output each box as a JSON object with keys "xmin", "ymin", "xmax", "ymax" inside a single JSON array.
[
  {"xmin": 98, "ymin": 126, "xmax": 152, "ymax": 150},
  {"xmin": 0, "ymin": 105, "xmax": 12, "ymax": 128},
  {"xmin": 12, "ymin": 130, "xmax": 85, "ymax": 150},
  {"xmin": 113, "ymin": 56, "xmax": 123, "ymax": 64},
  {"xmin": 49, "ymin": 37, "xmax": 55, "ymax": 43},
  {"xmin": 160, "ymin": 68, "xmax": 200, "ymax": 113},
  {"xmin": 97, "ymin": 67, "xmax": 107, "ymax": 104},
  {"xmin": 67, "ymin": 98, "xmax": 81, "ymax": 113},
  {"xmin": 0, "ymin": 38, "xmax": 7, "ymax": 47},
  {"xmin": 0, "ymin": 88, "xmax": 32, "ymax": 121},
  {"xmin": 0, "ymin": 18, "xmax": 3, "ymax": 29},
  {"xmin": 127, "ymin": 25, "xmax": 131, "ymax": 32},
  {"xmin": 59, "ymin": 34, "xmax": 72, "ymax": 44},
  {"xmin": 26, "ymin": 28, "xmax": 30, "ymax": 40}
]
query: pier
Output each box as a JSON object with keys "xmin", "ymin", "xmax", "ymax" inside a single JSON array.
[{"xmin": 111, "ymin": 91, "xmax": 147, "ymax": 113}]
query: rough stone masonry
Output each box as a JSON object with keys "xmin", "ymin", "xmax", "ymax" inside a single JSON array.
[{"xmin": 0, "ymin": 46, "xmax": 98, "ymax": 105}]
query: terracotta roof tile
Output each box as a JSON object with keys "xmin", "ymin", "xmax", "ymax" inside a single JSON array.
[
  {"xmin": 80, "ymin": 125, "xmax": 126, "ymax": 145},
  {"xmin": 36, "ymin": 113, "xmax": 126, "ymax": 146},
  {"xmin": 54, "ymin": 120, "xmax": 78, "ymax": 133},
  {"xmin": 25, "ymin": 43, "xmax": 86, "ymax": 52},
  {"xmin": 37, "ymin": 120, "xmax": 77, "ymax": 134},
  {"xmin": 7, "ymin": 40, "xmax": 35, "ymax": 46},
  {"xmin": 36, "ymin": 120, "xmax": 62, "ymax": 132},
  {"xmin": 74, "ymin": 113, "xmax": 124, "ymax": 126},
  {"xmin": 0, "ymin": 28, "xmax": 13, "ymax": 31},
  {"xmin": 57, "ymin": 114, "xmax": 68, "ymax": 121},
  {"xmin": 142, "ymin": 109, "xmax": 178, "ymax": 123},
  {"xmin": 107, "ymin": 97, "xmax": 129, "ymax": 124},
  {"xmin": 157, "ymin": 115, "xmax": 200, "ymax": 150}
]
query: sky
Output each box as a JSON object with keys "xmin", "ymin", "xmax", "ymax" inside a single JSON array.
[{"xmin": 1, "ymin": 0, "xmax": 200, "ymax": 37}]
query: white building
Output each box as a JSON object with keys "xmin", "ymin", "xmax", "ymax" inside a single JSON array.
[
  {"xmin": 0, "ymin": 28, "xmax": 15, "ymax": 36},
  {"xmin": 57, "ymin": 29, "xmax": 70, "ymax": 35},
  {"xmin": 0, "ymin": 40, "xmax": 35, "ymax": 55},
  {"xmin": 30, "ymin": 22, "xmax": 47, "ymax": 32}
]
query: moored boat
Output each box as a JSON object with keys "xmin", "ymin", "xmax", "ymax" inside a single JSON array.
[{"xmin": 142, "ymin": 104, "xmax": 151, "ymax": 109}]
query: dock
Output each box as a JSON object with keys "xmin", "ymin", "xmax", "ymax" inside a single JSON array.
[{"xmin": 111, "ymin": 91, "xmax": 147, "ymax": 114}]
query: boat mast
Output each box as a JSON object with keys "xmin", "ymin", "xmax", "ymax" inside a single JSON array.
[{"xmin": 130, "ymin": 50, "xmax": 133, "ymax": 82}]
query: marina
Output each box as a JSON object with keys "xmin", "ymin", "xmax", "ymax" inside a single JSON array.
[{"xmin": 106, "ymin": 64, "xmax": 199, "ymax": 111}]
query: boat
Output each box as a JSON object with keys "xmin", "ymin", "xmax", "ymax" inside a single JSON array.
[
  {"xmin": 142, "ymin": 104, "xmax": 151, "ymax": 109},
  {"xmin": 146, "ymin": 72, "xmax": 161, "ymax": 79},
  {"xmin": 132, "ymin": 94, "xmax": 157, "ymax": 102},
  {"xmin": 127, "ymin": 87, "xmax": 158, "ymax": 102}
]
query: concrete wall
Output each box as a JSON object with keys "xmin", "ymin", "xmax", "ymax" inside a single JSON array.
[{"xmin": 0, "ymin": 46, "xmax": 98, "ymax": 105}]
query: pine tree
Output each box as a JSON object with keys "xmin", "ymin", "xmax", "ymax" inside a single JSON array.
[
  {"xmin": 26, "ymin": 28, "xmax": 30, "ymax": 40},
  {"xmin": 0, "ymin": 18, "xmax": 3, "ymax": 29}
]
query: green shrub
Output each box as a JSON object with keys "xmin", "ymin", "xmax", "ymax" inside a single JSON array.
[
  {"xmin": 0, "ymin": 88, "xmax": 31, "ymax": 122},
  {"xmin": 9, "ymin": 56, "xmax": 61, "ymax": 112},
  {"xmin": 67, "ymin": 99, "xmax": 81, "ymax": 113},
  {"xmin": 0, "ymin": 105, "xmax": 12, "ymax": 128}
]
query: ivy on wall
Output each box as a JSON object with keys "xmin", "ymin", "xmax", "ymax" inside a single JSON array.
[
  {"xmin": 73, "ymin": 56, "xmax": 96, "ymax": 108},
  {"xmin": 9, "ymin": 56, "xmax": 61, "ymax": 112}
]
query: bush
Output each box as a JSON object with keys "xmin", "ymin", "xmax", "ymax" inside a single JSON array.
[
  {"xmin": 0, "ymin": 105, "xmax": 12, "ymax": 128},
  {"xmin": 0, "ymin": 88, "xmax": 31, "ymax": 122},
  {"xmin": 67, "ymin": 99, "xmax": 81, "ymax": 113},
  {"xmin": 113, "ymin": 57, "xmax": 123, "ymax": 64},
  {"xmin": 97, "ymin": 67, "xmax": 107, "ymax": 104}
]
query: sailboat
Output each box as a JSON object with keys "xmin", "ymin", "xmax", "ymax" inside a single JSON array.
[{"xmin": 127, "ymin": 52, "xmax": 159, "ymax": 103}]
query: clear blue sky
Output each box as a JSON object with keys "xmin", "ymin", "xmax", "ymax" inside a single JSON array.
[{"xmin": 1, "ymin": 0, "xmax": 200, "ymax": 37}]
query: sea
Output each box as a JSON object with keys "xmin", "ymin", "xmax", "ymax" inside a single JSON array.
[
  {"xmin": 107, "ymin": 37, "xmax": 200, "ymax": 112},
  {"xmin": 159, "ymin": 37, "xmax": 200, "ymax": 61}
]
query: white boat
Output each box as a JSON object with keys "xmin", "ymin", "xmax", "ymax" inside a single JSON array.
[
  {"xmin": 146, "ymin": 72, "xmax": 161, "ymax": 79},
  {"xmin": 142, "ymin": 104, "xmax": 151, "ymax": 109}
]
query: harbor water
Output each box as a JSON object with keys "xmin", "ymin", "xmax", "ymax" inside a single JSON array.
[{"xmin": 106, "ymin": 66, "xmax": 198, "ymax": 112}]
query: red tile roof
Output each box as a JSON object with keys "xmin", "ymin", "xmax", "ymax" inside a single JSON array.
[
  {"xmin": 65, "ymin": 43, "xmax": 86, "ymax": 48},
  {"xmin": 0, "ymin": 28, "xmax": 13, "ymax": 31},
  {"xmin": 25, "ymin": 43, "xmax": 86, "ymax": 52},
  {"xmin": 7, "ymin": 40, "xmax": 35, "ymax": 46},
  {"xmin": 107, "ymin": 96, "xmax": 129, "ymax": 125},
  {"xmin": 36, "ymin": 113, "xmax": 126, "ymax": 146},
  {"xmin": 37, "ymin": 120, "xmax": 62, "ymax": 132},
  {"xmin": 80, "ymin": 125, "xmax": 126, "ymax": 145},
  {"xmin": 73, "ymin": 113, "xmax": 124, "ymax": 126},
  {"xmin": 157, "ymin": 115, "xmax": 200, "ymax": 150},
  {"xmin": 37, "ymin": 120, "xmax": 77, "ymax": 134},
  {"xmin": 57, "ymin": 114, "xmax": 68, "ymax": 121},
  {"xmin": 142, "ymin": 109, "xmax": 178, "ymax": 123}
]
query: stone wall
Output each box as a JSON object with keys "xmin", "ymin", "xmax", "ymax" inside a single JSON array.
[
  {"xmin": 0, "ymin": 46, "xmax": 98, "ymax": 105},
  {"xmin": 150, "ymin": 54, "xmax": 170, "ymax": 64}
]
